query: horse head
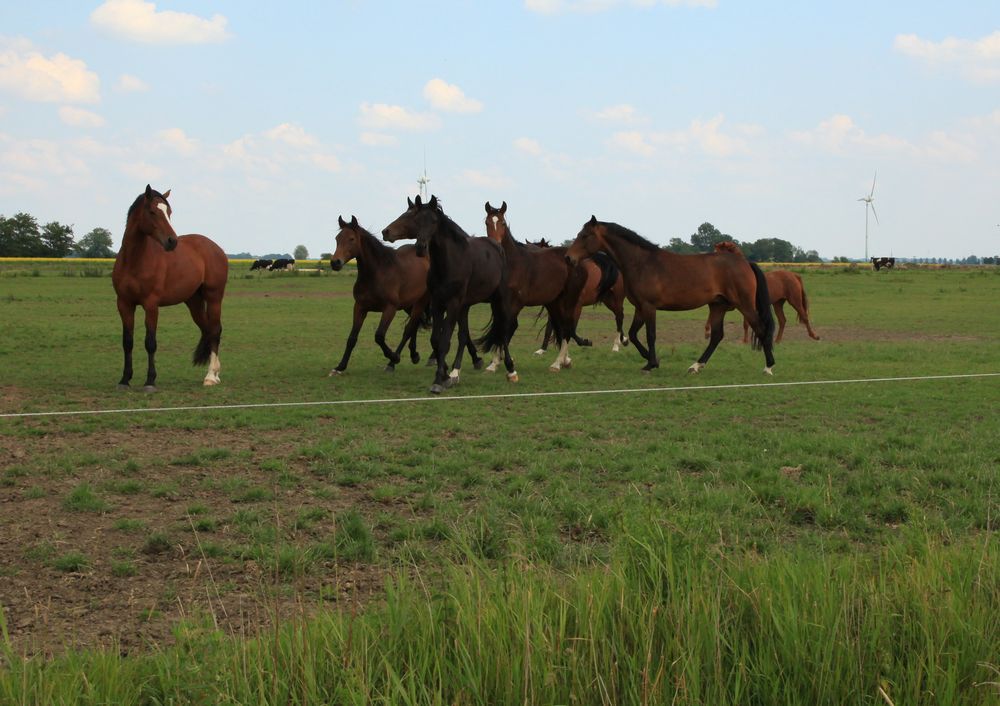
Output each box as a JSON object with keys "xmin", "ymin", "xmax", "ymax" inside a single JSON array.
[
  {"xmin": 565, "ymin": 215, "xmax": 605, "ymax": 266},
  {"xmin": 331, "ymin": 215, "xmax": 361, "ymax": 271},
  {"xmin": 484, "ymin": 201, "xmax": 508, "ymax": 243},
  {"xmin": 382, "ymin": 194, "xmax": 440, "ymax": 254},
  {"xmin": 129, "ymin": 184, "xmax": 178, "ymax": 252}
]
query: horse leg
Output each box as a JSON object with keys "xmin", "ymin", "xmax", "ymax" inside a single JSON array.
[
  {"xmin": 117, "ymin": 299, "xmax": 136, "ymax": 389},
  {"xmin": 537, "ymin": 318, "xmax": 552, "ymax": 355},
  {"xmin": 773, "ymin": 301, "xmax": 788, "ymax": 343},
  {"xmin": 186, "ymin": 292, "xmax": 221, "ymax": 385},
  {"xmin": 690, "ymin": 303, "xmax": 726, "ymax": 373},
  {"xmin": 463, "ymin": 309, "xmax": 484, "ymax": 371},
  {"xmin": 742, "ymin": 316, "xmax": 750, "ymax": 344},
  {"xmin": 203, "ymin": 293, "xmax": 223, "ymax": 385},
  {"xmin": 430, "ymin": 302, "xmax": 458, "ymax": 394},
  {"xmin": 628, "ymin": 310, "xmax": 650, "ymax": 362},
  {"xmin": 140, "ymin": 305, "xmax": 159, "ymax": 391},
  {"xmin": 394, "ymin": 306, "xmax": 423, "ymax": 365},
  {"xmin": 448, "ymin": 306, "xmax": 474, "ymax": 385},
  {"xmin": 640, "ymin": 310, "xmax": 659, "ymax": 372},
  {"xmin": 788, "ymin": 290, "xmax": 820, "ymax": 340},
  {"xmin": 331, "ymin": 302, "xmax": 367, "ymax": 375},
  {"xmin": 373, "ymin": 307, "xmax": 401, "ymax": 371},
  {"xmin": 610, "ymin": 301, "xmax": 626, "ymax": 352}
]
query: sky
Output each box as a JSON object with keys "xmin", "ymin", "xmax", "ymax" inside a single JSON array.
[{"xmin": 1, "ymin": 1, "xmax": 998, "ymax": 260}]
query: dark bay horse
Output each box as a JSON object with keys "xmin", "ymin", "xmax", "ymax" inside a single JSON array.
[
  {"xmin": 703, "ymin": 243, "xmax": 819, "ymax": 344},
  {"xmin": 329, "ymin": 215, "xmax": 430, "ymax": 374},
  {"xmin": 484, "ymin": 202, "xmax": 626, "ymax": 371},
  {"xmin": 112, "ymin": 185, "xmax": 228, "ymax": 390},
  {"xmin": 483, "ymin": 201, "xmax": 574, "ymax": 372},
  {"xmin": 566, "ymin": 217, "xmax": 776, "ymax": 374},
  {"xmin": 382, "ymin": 195, "xmax": 517, "ymax": 394}
]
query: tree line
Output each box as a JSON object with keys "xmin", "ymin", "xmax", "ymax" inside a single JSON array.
[
  {"xmin": 0, "ymin": 212, "xmax": 115, "ymax": 258},
  {"xmin": 663, "ymin": 222, "xmax": 822, "ymax": 262}
]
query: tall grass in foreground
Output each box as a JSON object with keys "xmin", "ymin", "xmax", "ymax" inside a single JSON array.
[{"xmin": 2, "ymin": 527, "xmax": 997, "ymax": 705}]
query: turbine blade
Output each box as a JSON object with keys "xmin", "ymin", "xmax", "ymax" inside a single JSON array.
[
  {"xmin": 870, "ymin": 172, "xmax": 877, "ymax": 198},
  {"xmin": 870, "ymin": 202, "xmax": 879, "ymax": 224}
]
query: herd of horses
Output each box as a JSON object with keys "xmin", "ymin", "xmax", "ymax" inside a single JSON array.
[{"xmin": 112, "ymin": 186, "xmax": 820, "ymax": 393}]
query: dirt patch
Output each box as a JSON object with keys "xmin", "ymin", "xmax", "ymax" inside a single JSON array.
[{"xmin": 0, "ymin": 424, "xmax": 395, "ymax": 657}]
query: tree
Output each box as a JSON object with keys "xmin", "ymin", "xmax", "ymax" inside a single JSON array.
[
  {"xmin": 74, "ymin": 227, "xmax": 116, "ymax": 258},
  {"xmin": 0, "ymin": 212, "xmax": 43, "ymax": 256},
  {"xmin": 743, "ymin": 237, "xmax": 795, "ymax": 262},
  {"xmin": 665, "ymin": 237, "xmax": 698, "ymax": 254},
  {"xmin": 294, "ymin": 244, "xmax": 309, "ymax": 260},
  {"xmin": 41, "ymin": 221, "xmax": 75, "ymax": 257},
  {"xmin": 689, "ymin": 222, "xmax": 732, "ymax": 252}
]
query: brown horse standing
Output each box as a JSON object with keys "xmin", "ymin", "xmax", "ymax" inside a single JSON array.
[
  {"xmin": 112, "ymin": 185, "xmax": 228, "ymax": 390},
  {"xmin": 703, "ymin": 243, "xmax": 819, "ymax": 344},
  {"xmin": 329, "ymin": 215, "xmax": 430, "ymax": 374},
  {"xmin": 566, "ymin": 217, "xmax": 776, "ymax": 374}
]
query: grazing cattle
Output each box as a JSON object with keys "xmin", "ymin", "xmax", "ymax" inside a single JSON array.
[
  {"xmin": 250, "ymin": 259, "xmax": 272, "ymax": 271},
  {"xmin": 269, "ymin": 258, "xmax": 295, "ymax": 271},
  {"xmin": 871, "ymin": 257, "xmax": 895, "ymax": 271}
]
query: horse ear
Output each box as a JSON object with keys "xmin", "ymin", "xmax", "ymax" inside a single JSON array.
[
  {"xmin": 145, "ymin": 184, "xmax": 153, "ymax": 198},
  {"xmin": 589, "ymin": 215, "xmax": 598, "ymax": 226},
  {"xmin": 484, "ymin": 201, "xmax": 491, "ymax": 213},
  {"xmin": 428, "ymin": 195, "xmax": 437, "ymax": 208},
  {"xmin": 351, "ymin": 215, "xmax": 358, "ymax": 227},
  {"xmin": 338, "ymin": 216, "xmax": 347, "ymax": 228},
  {"xmin": 414, "ymin": 194, "xmax": 423, "ymax": 207},
  {"xmin": 500, "ymin": 201, "xmax": 507, "ymax": 214},
  {"xmin": 407, "ymin": 196, "xmax": 414, "ymax": 209},
  {"xmin": 161, "ymin": 189, "xmax": 171, "ymax": 200}
]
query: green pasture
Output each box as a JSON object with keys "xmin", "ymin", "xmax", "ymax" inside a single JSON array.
[{"xmin": 0, "ymin": 260, "xmax": 997, "ymax": 704}]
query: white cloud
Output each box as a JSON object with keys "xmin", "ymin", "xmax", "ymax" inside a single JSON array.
[
  {"xmin": 117, "ymin": 74, "xmax": 148, "ymax": 92},
  {"xmin": 462, "ymin": 169, "xmax": 513, "ymax": 190},
  {"xmin": 264, "ymin": 123, "xmax": 318, "ymax": 148},
  {"xmin": 310, "ymin": 153, "xmax": 340, "ymax": 172},
  {"xmin": 609, "ymin": 115, "xmax": 752, "ymax": 158},
  {"xmin": 120, "ymin": 160, "xmax": 163, "ymax": 181},
  {"xmin": 423, "ymin": 78, "xmax": 483, "ymax": 113},
  {"xmin": 526, "ymin": 0, "xmax": 716, "ymax": 14},
  {"xmin": 0, "ymin": 135, "xmax": 90, "ymax": 178},
  {"xmin": 514, "ymin": 137, "xmax": 543, "ymax": 156},
  {"xmin": 0, "ymin": 38, "xmax": 100, "ymax": 103},
  {"xmin": 91, "ymin": 0, "xmax": 230, "ymax": 45},
  {"xmin": 157, "ymin": 127, "xmax": 198, "ymax": 156},
  {"xmin": 58, "ymin": 106, "xmax": 105, "ymax": 127},
  {"xmin": 358, "ymin": 102, "xmax": 440, "ymax": 131},
  {"xmin": 790, "ymin": 114, "xmax": 913, "ymax": 155},
  {"xmin": 593, "ymin": 103, "xmax": 643, "ymax": 124},
  {"xmin": 610, "ymin": 130, "xmax": 655, "ymax": 156},
  {"xmin": 360, "ymin": 131, "xmax": 398, "ymax": 147},
  {"xmin": 894, "ymin": 31, "xmax": 1000, "ymax": 82}
]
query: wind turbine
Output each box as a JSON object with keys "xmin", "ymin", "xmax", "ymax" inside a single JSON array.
[
  {"xmin": 417, "ymin": 149, "xmax": 430, "ymax": 201},
  {"xmin": 858, "ymin": 172, "xmax": 878, "ymax": 260}
]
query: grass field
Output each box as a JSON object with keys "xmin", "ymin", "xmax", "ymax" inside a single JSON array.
[{"xmin": 0, "ymin": 260, "xmax": 998, "ymax": 704}]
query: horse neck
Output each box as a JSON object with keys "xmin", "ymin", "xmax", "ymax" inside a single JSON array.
[
  {"xmin": 118, "ymin": 219, "xmax": 155, "ymax": 263},
  {"xmin": 600, "ymin": 230, "xmax": 659, "ymax": 274},
  {"xmin": 355, "ymin": 230, "xmax": 391, "ymax": 277}
]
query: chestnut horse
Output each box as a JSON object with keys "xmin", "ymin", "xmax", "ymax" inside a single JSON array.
[
  {"xmin": 566, "ymin": 217, "xmax": 776, "ymax": 374},
  {"xmin": 112, "ymin": 185, "xmax": 228, "ymax": 390},
  {"xmin": 383, "ymin": 195, "xmax": 517, "ymax": 394},
  {"xmin": 329, "ymin": 216, "xmax": 431, "ymax": 374},
  {"xmin": 703, "ymin": 243, "xmax": 819, "ymax": 344}
]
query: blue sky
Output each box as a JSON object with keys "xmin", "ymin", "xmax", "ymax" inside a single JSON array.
[{"xmin": 1, "ymin": 1, "xmax": 998, "ymax": 259}]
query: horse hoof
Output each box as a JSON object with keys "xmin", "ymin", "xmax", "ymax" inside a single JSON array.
[
  {"xmin": 116, "ymin": 383, "xmax": 130, "ymax": 391},
  {"xmin": 203, "ymin": 378, "xmax": 220, "ymax": 387},
  {"xmin": 426, "ymin": 358, "xmax": 437, "ymax": 367},
  {"xmin": 507, "ymin": 372, "xmax": 519, "ymax": 383},
  {"xmin": 142, "ymin": 385, "xmax": 157, "ymax": 393},
  {"xmin": 579, "ymin": 339, "xmax": 592, "ymax": 347},
  {"xmin": 763, "ymin": 367, "xmax": 774, "ymax": 376},
  {"xmin": 473, "ymin": 359, "xmax": 485, "ymax": 371},
  {"xmin": 548, "ymin": 365, "xmax": 560, "ymax": 373},
  {"xmin": 484, "ymin": 364, "xmax": 498, "ymax": 373},
  {"xmin": 329, "ymin": 368, "xmax": 344, "ymax": 377},
  {"xmin": 384, "ymin": 364, "xmax": 395, "ymax": 373},
  {"xmin": 429, "ymin": 384, "xmax": 445, "ymax": 395},
  {"xmin": 562, "ymin": 360, "xmax": 572, "ymax": 369},
  {"xmin": 534, "ymin": 349, "xmax": 546, "ymax": 356},
  {"xmin": 687, "ymin": 363, "xmax": 704, "ymax": 374},
  {"xmin": 411, "ymin": 353, "xmax": 421, "ymax": 364}
]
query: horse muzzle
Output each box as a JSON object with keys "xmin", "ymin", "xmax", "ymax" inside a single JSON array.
[
  {"xmin": 330, "ymin": 259, "xmax": 343, "ymax": 271},
  {"xmin": 565, "ymin": 254, "xmax": 578, "ymax": 266},
  {"xmin": 163, "ymin": 236, "xmax": 178, "ymax": 252}
]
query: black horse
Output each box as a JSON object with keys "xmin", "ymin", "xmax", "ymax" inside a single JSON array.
[{"xmin": 382, "ymin": 195, "xmax": 518, "ymax": 394}]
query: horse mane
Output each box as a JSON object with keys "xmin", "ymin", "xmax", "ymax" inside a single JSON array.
[
  {"xmin": 602, "ymin": 222, "xmax": 659, "ymax": 252},
  {"xmin": 713, "ymin": 240, "xmax": 743, "ymax": 255},
  {"xmin": 428, "ymin": 199, "xmax": 472, "ymax": 243},
  {"xmin": 353, "ymin": 224, "xmax": 397, "ymax": 267}
]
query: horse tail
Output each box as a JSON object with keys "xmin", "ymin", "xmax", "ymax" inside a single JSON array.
[
  {"xmin": 592, "ymin": 251, "xmax": 619, "ymax": 300},
  {"xmin": 477, "ymin": 294, "xmax": 515, "ymax": 353},
  {"xmin": 193, "ymin": 334, "xmax": 212, "ymax": 366},
  {"xmin": 796, "ymin": 274, "xmax": 809, "ymax": 324},
  {"xmin": 749, "ymin": 262, "xmax": 775, "ymax": 351}
]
